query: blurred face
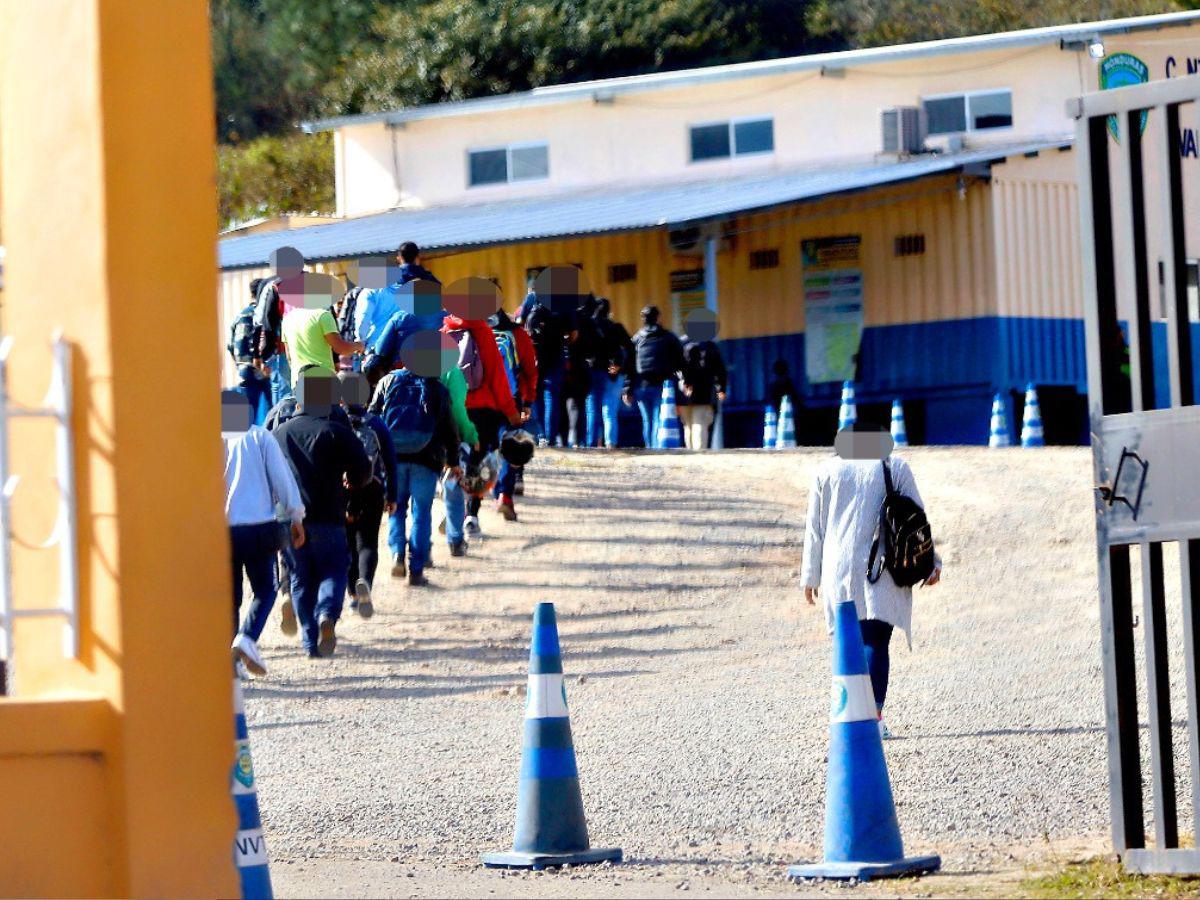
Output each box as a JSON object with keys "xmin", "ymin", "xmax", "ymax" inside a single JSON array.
[
  {"xmin": 834, "ymin": 428, "xmax": 894, "ymax": 460},
  {"xmin": 399, "ymin": 329, "xmax": 458, "ymax": 378},
  {"xmin": 443, "ymin": 277, "xmax": 501, "ymax": 321}
]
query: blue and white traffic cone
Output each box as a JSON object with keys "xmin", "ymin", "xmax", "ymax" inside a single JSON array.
[
  {"xmin": 987, "ymin": 392, "xmax": 1011, "ymax": 448},
  {"xmin": 890, "ymin": 399, "xmax": 908, "ymax": 447},
  {"xmin": 776, "ymin": 396, "xmax": 797, "ymax": 449},
  {"xmin": 1020, "ymin": 384, "xmax": 1044, "ymax": 448},
  {"xmin": 657, "ymin": 380, "xmax": 683, "ymax": 449},
  {"xmin": 788, "ymin": 600, "xmax": 941, "ymax": 882},
  {"xmin": 763, "ymin": 405, "xmax": 778, "ymax": 449},
  {"xmin": 837, "ymin": 381, "xmax": 857, "ymax": 432},
  {"xmin": 232, "ymin": 672, "xmax": 273, "ymax": 899},
  {"xmin": 482, "ymin": 603, "xmax": 622, "ymax": 869}
]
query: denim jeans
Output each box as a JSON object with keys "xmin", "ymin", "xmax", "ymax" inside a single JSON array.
[
  {"xmin": 389, "ymin": 462, "xmax": 438, "ymax": 572},
  {"xmin": 443, "ymin": 474, "xmax": 465, "ymax": 544},
  {"xmin": 860, "ymin": 619, "xmax": 894, "ymax": 712},
  {"xmin": 266, "ymin": 352, "xmax": 293, "ymax": 407},
  {"xmin": 596, "ymin": 376, "xmax": 623, "ymax": 447},
  {"xmin": 584, "ymin": 369, "xmax": 609, "ymax": 447},
  {"xmin": 491, "ymin": 454, "xmax": 518, "ymax": 499},
  {"xmin": 289, "ymin": 522, "xmax": 349, "ymax": 653},
  {"xmin": 634, "ymin": 382, "xmax": 664, "ymax": 448},
  {"xmin": 534, "ymin": 367, "xmax": 565, "ymax": 445},
  {"xmin": 230, "ymin": 521, "xmax": 283, "ymax": 640}
]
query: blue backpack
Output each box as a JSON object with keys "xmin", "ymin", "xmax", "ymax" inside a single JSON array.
[
  {"xmin": 494, "ymin": 329, "xmax": 520, "ymax": 397},
  {"xmin": 378, "ymin": 370, "xmax": 438, "ymax": 454}
]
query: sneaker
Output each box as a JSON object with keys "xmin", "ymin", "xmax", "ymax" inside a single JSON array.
[
  {"xmin": 537, "ymin": 437, "xmax": 549, "ymax": 448},
  {"xmin": 317, "ymin": 616, "xmax": 337, "ymax": 657},
  {"xmin": 497, "ymin": 495, "xmax": 518, "ymax": 522},
  {"xmin": 408, "ymin": 569, "xmax": 428, "ymax": 587},
  {"xmin": 878, "ymin": 718, "xmax": 893, "ymax": 740},
  {"xmin": 465, "ymin": 515, "xmax": 482, "ymax": 538},
  {"xmin": 231, "ymin": 633, "xmax": 267, "ymax": 677},
  {"xmin": 449, "ymin": 541, "xmax": 467, "ymax": 557},
  {"xmin": 391, "ymin": 552, "xmax": 406, "ymax": 579},
  {"xmin": 279, "ymin": 601, "xmax": 298, "ymax": 637},
  {"xmin": 355, "ymin": 578, "xmax": 373, "ymax": 619},
  {"xmin": 513, "ymin": 471, "xmax": 525, "ymax": 496}
]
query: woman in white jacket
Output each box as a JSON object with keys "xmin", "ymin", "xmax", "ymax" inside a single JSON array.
[{"xmin": 801, "ymin": 425, "xmax": 940, "ymax": 738}]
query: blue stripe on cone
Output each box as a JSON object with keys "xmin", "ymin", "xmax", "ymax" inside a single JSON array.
[
  {"xmin": 788, "ymin": 600, "xmax": 940, "ymax": 883},
  {"xmin": 483, "ymin": 603, "xmax": 622, "ymax": 870}
]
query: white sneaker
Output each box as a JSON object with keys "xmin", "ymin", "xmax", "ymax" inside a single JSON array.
[
  {"xmin": 231, "ymin": 633, "xmax": 267, "ymax": 677},
  {"xmin": 878, "ymin": 718, "xmax": 893, "ymax": 740},
  {"xmin": 465, "ymin": 515, "xmax": 482, "ymax": 538}
]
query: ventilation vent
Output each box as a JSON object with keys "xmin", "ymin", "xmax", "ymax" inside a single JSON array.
[
  {"xmin": 894, "ymin": 234, "xmax": 926, "ymax": 257},
  {"xmin": 749, "ymin": 248, "xmax": 780, "ymax": 270},
  {"xmin": 608, "ymin": 263, "xmax": 638, "ymax": 284}
]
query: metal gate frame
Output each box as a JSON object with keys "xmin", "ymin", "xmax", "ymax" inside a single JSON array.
[{"xmin": 1071, "ymin": 74, "xmax": 1200, "ymax": 874}]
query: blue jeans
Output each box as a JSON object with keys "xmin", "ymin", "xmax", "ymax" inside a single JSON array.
[
  {"xmin": 443, "ymin": 474, "xmax": 465, "ymax": 544},
  {"xmin": 634, "ymin": 382, "xmax": 664, "ymax": 448},
  {"xmin": 584, "ymin": 370, "xmax": 610, "ymax": 447},
  {"xmin": 230, "ymin": 522, "xmax": 283, "ymax": 640},
  {"xmin": 534, "ymin": 368, "xmax": 565, "ymax": 445},
  {"xmin": 289, "ymin": 522, "xmax": 349, "ymax": 653},
  {"xmin": 492, "ymin": 453, "xmax": 518, "ymax": 499},
  {"xmin": 388, "ymin": 462, "xmax": 438, "ymax": 572},
  {"xmin": 266, "ymin": 352, "xmax": 293, "ymax": 407},
  {"xmin": 598, "ymin": 376, "xmax": 623, "ymax": 447},
  {"xmin": 860, "ymin": 619, "xmax": 894, "ymax": 712}
]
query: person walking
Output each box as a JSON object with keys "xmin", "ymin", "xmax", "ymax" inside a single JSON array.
[
  {"xmin": 223, "ymin": 390, "xmax": 305, "ymax": 676},
  {"xmin": 678, "ymin": 320, "xmax": 727, "ymax": 450},
  {"xmin": 624, "ymin": 306, "xmax": 684, "ymax": 449},
  {"xmin": 343, "ymin": 399, "xmax": 397, "ymax": 617},
  {"xmin": 354, "ymin": 242, "xmax": 442, "ymax": 351},
  {"xmin": 588, "ymin": 297, "xmax": 631, "ymax": 449},
  {"xmin": 369, "ymin": 354, "xmax": 460, "ymax": 587},
  {"xmin": 518, "ymin": 289, "xmax": 573, "ymax": 447},
  {"xmin": 767, "ymin": 359, "xmax": 801, "ymax": 419},
  {"xmin": 488, "ymin": 305, "xmax": 538, "ymax": 496},
  {"xmin": 564, "ymin": 295, "xmax": 600, "ymax": 447},
  {"xmin": 800, "ymin": 424, "xmax": 941, "ymax": 739},
  {"xmin": 442, "ymin": 302, "xmax": 520, "ymax": 531},
  {"xmin": 272, "ymin": 373, "xmax": 371, "ymax": 658}
]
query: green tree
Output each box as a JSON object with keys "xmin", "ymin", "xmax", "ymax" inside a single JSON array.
[
  {"xmin": 806, "ymin": 0, "xmax": 1183, "ymax": 47},
  {"xmin": 217, "ymin": 132, "xmax": 335, "ymax": 228}
]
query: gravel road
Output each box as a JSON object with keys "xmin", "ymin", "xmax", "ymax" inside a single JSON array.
[{"xmin": 244, "ymin": 446, "xmax": 1193, "ymax": 897}]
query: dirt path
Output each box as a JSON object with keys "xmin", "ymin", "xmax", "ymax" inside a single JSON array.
[{"xmin": 244, "ymin": 447, "xmax": 1154, "ymax": 898}]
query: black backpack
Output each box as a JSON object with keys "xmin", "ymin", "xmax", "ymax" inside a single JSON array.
[
  {"xmin": 228, "ymin": 304, "xmax": 257, "ymax": 364},
  {"xmin": 524, "ymin": 302, "xmax": 567, "ymax": 368},
  {"xmin": 338, "ymin": 285, "xmax": 364, "ymax": 343},
  {"xmin": 867, "ymin": 461, "xmax": 935, "ymax": 588}
]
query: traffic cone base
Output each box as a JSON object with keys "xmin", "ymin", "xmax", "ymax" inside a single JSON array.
[
  {"xmin": 787, "ymin": 600, "xmax": 939, "ymax": 883},
  {"xmin": 788, "ymin": 854, "xmax": 941, "ymax": 882},
  {"xmin": 483, "ymin": 603, "xmax": 621, "ymax": 870}
]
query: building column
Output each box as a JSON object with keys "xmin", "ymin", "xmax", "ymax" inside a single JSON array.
[{"xmin": 0, "ymin": 1, "xmax": 237, "ymax": 895}]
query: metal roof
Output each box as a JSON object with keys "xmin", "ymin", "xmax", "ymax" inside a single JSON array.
[
  {"xmin": 301, "ymin": 11, "xmax": 1200, "ymax": 133},
  {"xmin": 217, "ymin": 138, "xmax": 1071, "ymax": 270}
]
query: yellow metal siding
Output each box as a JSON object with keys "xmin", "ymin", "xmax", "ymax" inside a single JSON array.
[
  {"xmin": 992, "ymin": 151, "xmax": 1082, "ymax": 320},
  {"xmin": 217, "ymin": 173, "xmax": 1003, "ymax": 377}
]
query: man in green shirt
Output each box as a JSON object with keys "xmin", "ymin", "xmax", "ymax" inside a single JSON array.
[{"xmin": 282, "ymin": 306, "xmax": 364, "ymax": 384}]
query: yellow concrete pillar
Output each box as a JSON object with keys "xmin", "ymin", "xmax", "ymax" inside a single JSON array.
[{"xmin": 0, "ymin": 1, "xmax": 237, "ymax": 896}]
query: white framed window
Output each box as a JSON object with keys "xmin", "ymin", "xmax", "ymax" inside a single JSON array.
[
  {"xmin": 689, "ymin": 117, "xmax": 774, "ymax": 162},
  {"xmin": 467, "ymin": 141, "xmax": 549, "ymax": 187},
  {"xmin": 922, "ymin": 89, "xmax": 1013, "ymax": 136}
]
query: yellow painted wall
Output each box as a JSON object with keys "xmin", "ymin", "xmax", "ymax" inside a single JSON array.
[{"xmin": 0, "ymin": 2, "xmax": 238, "ymax": 896}]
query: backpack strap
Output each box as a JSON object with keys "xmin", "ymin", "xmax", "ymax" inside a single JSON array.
[
  {"xmin": 866, "ymin": 460, "xmax": 893, "ymax": 585},
  {"xmin": 881, "ymin": 459, "xmax": 896, "ymax": 497}
]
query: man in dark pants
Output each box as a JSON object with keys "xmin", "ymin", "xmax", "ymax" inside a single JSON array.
[
  {"xmin": 273, "ymin": 373, "xmax": 371, "ymax": 658},
  {"xmin": 343, "ymin": 399, "xmax": 397, "ymax": 617}
]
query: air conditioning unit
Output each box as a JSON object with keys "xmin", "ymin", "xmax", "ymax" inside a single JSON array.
[{"xmin": 881, "ymin": 106, "xmax": 925, "ymax": 155}]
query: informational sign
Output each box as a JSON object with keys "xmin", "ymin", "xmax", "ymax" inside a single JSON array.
[
  {"xmin": 670, "ymin": 268, "xmax": 707, "ymax": 328},
  {"xmin": 1099, "ymin": 52, "xmax": 1149, "ymax": 141},
  {"xmin": 802, "ymin": 235, "xmax": 864, "ymax": 385}
]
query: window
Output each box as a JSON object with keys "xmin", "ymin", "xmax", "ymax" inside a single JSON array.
[
  {"xmin": 468, "ymin": 142, "xmax": 549, "ymax": 187},
  {"xmin": 608, "ymin": 263, "xmax": 638, "ymax": 284},
  {"xmin": 689, "ymin": 117, "xmax": 774, "ymax": 162},
  {"xmin": 894, "ymin": 234, "xmax": 926, "ymax": 257},
  {"xmin": 923, "ymin": 90, "xmax": 1012, "ymax": 136},
  {"xmin": 749, "ymin": 248, "xmax": 780, "ymax": 270}
]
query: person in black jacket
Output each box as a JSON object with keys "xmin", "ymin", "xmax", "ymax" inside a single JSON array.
[
  {"xmin": 564, "ymin": 295, "xmax": 600, "ymax": 447},
  {"xmin": 679, "ymin": 320, "xmax": 728, "ymax": 450},
  {"xmin": 273, "ymin": 373, "xmax": 371, "ymax": 658},
  {"xmin": 589, "ymin": 297, "xmax": 631, "ymax": 448},
  {"xmin": 623, "ymin": 305, "xmax": 685, "ymax": 449},
  {"xmin": 767, "ymin": 359, "xmax": 802, "ymax": 419}
]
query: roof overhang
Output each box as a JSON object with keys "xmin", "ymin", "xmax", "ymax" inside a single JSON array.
[{"xmin": 218, "ymin": 139, "xmax": 1071, "ymax": 271}]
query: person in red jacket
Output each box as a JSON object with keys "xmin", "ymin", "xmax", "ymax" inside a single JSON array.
[
  {"xmin": 489, "ymin": 306, "xmax": 539, "ymax": 504},
  {"xmin": 442, "ymin": 278, "xmax": 521, "ymax": 536}
]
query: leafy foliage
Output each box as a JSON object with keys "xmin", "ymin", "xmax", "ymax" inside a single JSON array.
[{"xmin": 217, "ymin": 132, "xmax": 334, "ymax": 228}]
